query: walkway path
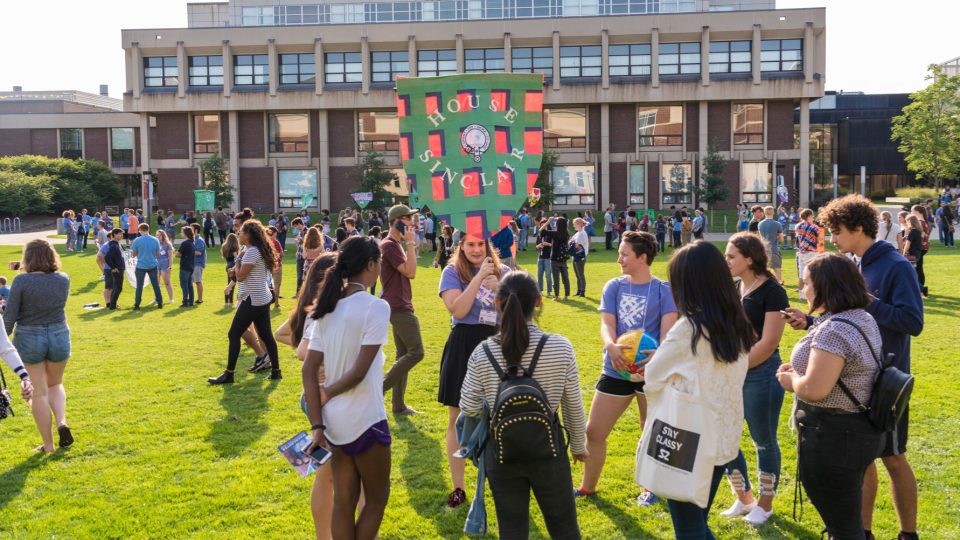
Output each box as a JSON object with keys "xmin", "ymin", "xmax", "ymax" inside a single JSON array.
[{"xmin": 0, "ymin": 230, "xmax": 64, "ymax": 246}]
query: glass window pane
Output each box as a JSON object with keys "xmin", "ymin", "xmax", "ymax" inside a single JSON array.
[
  {"xmin": 709, "ymin": 42, "xmax": 728, "ymax": 53},
  {"xmin": 660, "ymin": 43, "xmax": 679, "ymax": 54},
  {"xmin": 782, "ymin": 39, "xmax": 802, "ymax": 50},
  {"xmin": 731, "ymin": 41, "xmax": 751, "ymax": 52}
]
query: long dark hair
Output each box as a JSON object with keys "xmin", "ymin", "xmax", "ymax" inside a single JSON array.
[
  {"xmin": 495, "ymin": 271, "xmax": 540, "ymax": 369},
  {"xmin": 727, "ymin": 232, "xmax": 775, "ymax": 280},
  {"xmin": 291, "ymin": 252, "xmax": 337, "ymax": 343},
  {"xmin": 554, "ymin": 216, "xmax": 570, "ymax": 245},
  {"xmin": 240, "ymin": 220, "xmax": 277, "ymax": 273},
  {"xmin": 668, "ymin": 240, "xmax": 755, "ymax": 363},
  {"xmin": 311, "ymin": 236, "xmax": 381, "ymax": 320}
]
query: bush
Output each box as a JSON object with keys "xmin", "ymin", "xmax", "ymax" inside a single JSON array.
[
  {"xmin": 0, "ymin": 155, "xmax": 124, "ymax": 212},
  {"xmin": 0, "ymin": 169, "xmax": 54, "ymax": 214},
  {"xmin": 895, "ymin": 187, "xmax": 941, "ymax": 200}
]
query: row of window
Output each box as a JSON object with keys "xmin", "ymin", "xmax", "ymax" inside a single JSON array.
[
  {"xmin": 56, "ymin": 128, "xmax": 136, "ymax": 167},
  {"xmin": 144, "ymin": 39, "xmax": 803, "ymax": 87},
  {"xmin": 239, "ymin": 0, "xmax": 698, "ymax": 27}
]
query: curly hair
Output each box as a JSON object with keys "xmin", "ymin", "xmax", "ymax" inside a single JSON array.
[
  {"xmin": 817, "ymin": 194, "xmax": 879, "ymax": 239},
  {"xmin": 240, "ymin": 220, "xmax": 277, "ymax": 273},
  {"xmin": 727, "ymin": 232, "xmax": 774, "ymax": 280}
]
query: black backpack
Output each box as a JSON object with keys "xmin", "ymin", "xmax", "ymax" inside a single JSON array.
[
  {"xmin": 831, "ymin": 318, "xmax": 915, "ymax": 432},
  {"xmin": 482, "ymin": 334, "xmax": 566, "ymax": 465}
]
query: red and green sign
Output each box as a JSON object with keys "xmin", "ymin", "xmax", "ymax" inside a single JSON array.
[{"xmin": 396, "ymin": 73, "xmax": 544, "ymax": 239}]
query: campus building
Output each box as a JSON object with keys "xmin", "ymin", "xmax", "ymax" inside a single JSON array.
[
  {"xmin": 121, "ymin": 0, "xmax": 825, "ymax": 212},
  {"xmin": 0, "ymin": 88, "xmax": 144, "ymax": 207}
]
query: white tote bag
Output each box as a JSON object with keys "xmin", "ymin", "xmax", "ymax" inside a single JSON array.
[{"xmin": 634, "ymin": 377, "xmax": 718, "ymax": 509}]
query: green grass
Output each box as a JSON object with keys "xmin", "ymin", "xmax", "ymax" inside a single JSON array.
[{"xmin": 0, "ymin": 241, "xmax": 957, "ymax": 539}]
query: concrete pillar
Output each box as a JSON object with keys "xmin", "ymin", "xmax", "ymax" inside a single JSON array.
[
  {"xmin": 228, "ymin": 111, "xmax": 240, "ymax": 208},
  {"xmin": 804, "ymin": 22, "xmax": 814, "ymax": 84},
  {"xmin": 552, "ymin": 31, "xmax": 560, "ymax": 91},
  {"xmin": 176, "ymin": 41, "xmax": 187, "ymax": 98},
  {"xmin": 361, "ymin": 37, "xmax": 370, "ymax": 95},
  {"xmin": 651, "ymin": 28, "xmax": 660, "ymax": 88},
  {"xmin": 456, "ymin": 34, "xmax": 464, "ymax": 73},
  {"xmin": 268, "ymin": 38, "xmax": 277, "ymax": 96},
  {"xmin": 798, "ymin": 97, "xmax": 810, "ymax": 207},
  {"xmin": 408, "ymin": 36, "xmax": 417, "ymax": 77},
  {"xmin": 139, "ymin": 113, "xmax": 151, "ymax": 173},
  {"xmin": 600, "ymin": 103, "xmax": 610, "ymax": 209},
  {"xmin": 698, "ymin": 101, "xmax": 708, "ymax": 180},
  {"xmin": 752, "ymin": 24, "xmax": 761, "ymax": 85},
  {"xmin": 132, "ymin": 42, "xmax": 142, "ymax": 99},
  {"xmin": 318, "ymin": 110, "xmax": 331, "ymax": 209},
  {"xmin": 601, "ymin": 30, "xmax": 610, "ymax": 89},
  {"xmin": 222, "ymin": 40, "xmax": 233, "ymax": 97},
  {"xmin": 701, "ymin": 26, "xmax": 710, "ymax": 86},
  {"xmin": 315, "ymin": 39, "xmax": 323, "ymax": 95},
  {"xmin": 504, "ymin": 33, "xmax": 512, "ymax": 72}
]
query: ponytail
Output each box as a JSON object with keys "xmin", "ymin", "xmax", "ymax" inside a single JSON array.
[
  {"xmin": 311, "ymin": 264, "xmax": 345, "ymax": 320},
  {"xmin": 499, "ymin": 291, "xmax": 529, "ymax": 370},
  {"xmin": 310, "ymin": 236, "xmax": 381, "ymax": 320}
]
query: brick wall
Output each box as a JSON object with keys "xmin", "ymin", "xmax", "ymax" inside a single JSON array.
[
  {"xmin": 0, "ymin": 129, "xmax": 31, "ymax": 156},
  {"xmin": 310, "ymin": 111, "xmax": 321, "ymax": 157},
  {"xmin": 767, "ymin": 99, "xmax": 796, "ymax": 151},
  {"xmin": 686, "ymin": 102, "xmax": 699, "ymax": 152},
  {"xmin": 83, "ymin": 128, "xmax": 109, "ymax": 164},
  {"xmin": 135, "ymin": 128, "xmax": 142, "ymax": 167},
  {"xmin": 219, "ymin": 113, "xmax": 230, "ymax": 158},
  {"xmin": 721, "ymin": 159, "xmax": 740, "ymax": 210},
  {"xmin": 708, "ymin": 102, "xmax": 731, "ymax": 151},
  {"xmin": 328, "ymin": 110, "xmax": 355, "ymax": 158},
  {"xmin": 648, "ymin": 159, "xmax": 660, "ymax": 207},
  {"xmin": 238, "ymin": 112, "xmax": 264, "ymax": 159},
  {"xmin": 588, "ymin": 104, "xmax": 601, "ymax": 154},
  {"xmin": 150, "ymin": 114, "xmax": 189, "ymax": 160},
  {"xmin": 609, "ymin": 161, "xmax": 627, "ymax": 209},
  {"xmin": 239, "ymin": 167, "xmax": 274, "ymax": 212},
  {"xmin": 329, "ymin": 166, "xmax": 359, "ymax": 209},
  {"xmin": 157, "ymin": 167, "xmax": 199, "ymax": 211},
  {"xmin": 609, "ymin": 104, "xmax": 635, "ymax": 154},
  {"xmin": 30, "ymin": 129, "xmax": 58, "ymax": 158}
]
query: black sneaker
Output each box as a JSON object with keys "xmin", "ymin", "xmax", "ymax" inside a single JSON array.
[
  {"xmin": 57, "ymin": 425, "xmax": 74, "ymax": 448},
  {"xmin": 248, "ymin": 355, "xmax": 271, "ymax": 373}
]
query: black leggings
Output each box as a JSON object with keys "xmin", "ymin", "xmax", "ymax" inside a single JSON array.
[
  {"xmin": 914, "ymin": 253, "xmax": 926, "ymax": 288},
  {"xmin": 226, "ymin": 297, "xmax": 279, "ymax": 372},
  {"xmin": 204, "ymin": 230, "xmax": 216, "ymax": 247},
  {"xmin": 551, "ymin": 260, "xmax": 570, "ymax": 298}
]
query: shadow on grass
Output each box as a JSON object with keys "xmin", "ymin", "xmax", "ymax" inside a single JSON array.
[
  {"xmin": 392, "ymin": 415, "xmax": 450, "ymax": 537},
  {"xmin": 75, "ymin": 279, "xmax": 101, "ymax": 294},
  {"xmin": 579, "ymin": 495, "xmax": 658, "ymax": 539},
  {"xmin": 0, "ymin": 452, "xmax": 56, "ymax": 510},
  {"xmin": 206, "ymin": 373, "xmax": 278, "ymax": 458}
]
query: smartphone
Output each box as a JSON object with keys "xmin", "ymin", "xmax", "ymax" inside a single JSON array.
[
  {"xmin": 395, "ymin": 221, "xmax": 406, "ymax": 235},
  {"xmin": 779, "ymin": 310, "xmax": 790, "ymax": 319},
  {"xmin": 304, "ymin": 444, "xmax": 333, "ymax": 466},
  {"xmin": 8, "ymin": 261, "xmax": 20, "ymax": 271}
]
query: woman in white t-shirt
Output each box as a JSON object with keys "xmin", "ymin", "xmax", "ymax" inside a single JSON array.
[
  {"xmin": 877, "ymin": 211, "xmax": 902, "ymax": 250},
  {"xmin": 303, "ymin": 236, "xmax": 392, "ymax": 539}
]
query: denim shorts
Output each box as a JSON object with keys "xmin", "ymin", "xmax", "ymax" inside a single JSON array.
[{"xmin": 12, "ymin": 323, "xmax": 71, "ymax": 364}]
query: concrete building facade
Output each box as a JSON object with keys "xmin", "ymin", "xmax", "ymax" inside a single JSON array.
[{"xmin": 121, "ymin": 0, "xmax": 825, "ymax": 212}]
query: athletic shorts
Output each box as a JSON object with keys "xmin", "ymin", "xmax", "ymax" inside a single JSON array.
[
  {"xmin": 192, "ymin": 267, "xmax": 204, "ymax": 283},
  {"xmin": 103, "ymin": 268, "xmax": 115, "ymax": 289},
  {"xmin": 768, "ymin": 249, "xmax": 783, "ymax": 269},
  {"xmin": 595, "ymin": 374, "xmax": 644, "ymax": 396}
]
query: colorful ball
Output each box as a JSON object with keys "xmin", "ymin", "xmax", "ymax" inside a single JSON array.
[{"xmin": 615, "ymin": 330, "xmax": 660, "ymax": 382}]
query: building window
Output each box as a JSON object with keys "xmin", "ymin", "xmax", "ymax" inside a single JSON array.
[
  {"xmin": 111, "ymin": 128, "xmax": 134, "ymax": 168},
  {"xmin": 371, "ymin": 51, "xmax": 409, "ymax": 82},
  {"xmin": 563, "ymin": 0, "xmax": 599, "ymax": 16},
  {"xmin": 609, "ymin": 44, "xmax": 651, "ymax": 76},
  {"xmin": 658, "ymin": 42, "xmax": 700, "ymax": 75},
  {"xmin": 559, "ymin": 45, "xmax": 601, "ymax": 78},
  {"xmin": 188, "ymin": 56, "xmax": 224, "ymax": 86},
  {"xmin": 269, "ymin": 113, "xmax": 309, "ymax": 153},
  {"xmin": 417, "ymin": 49, "xmax": 457, "ymax": 77},
  {"xmin": 733, "ymin": 103, "xmax": 763, "ymax": 145},
  {"xmin": 278, "ymin": 169, "xmax": 318, "ymax": 209},
  {"xmin": 661, "ymin": 162, "xmax": 693, "ymax": 205},
  {"xmin": 638, "ymin": 105, "xmax": 682, "ymax": 146},
  {"xmin": 464, "ymin": 48, "xmax": 505, "ymax": 73},
  {"xmin": 543, "ymin": 108, "xmax": 586, "ymax": 148},
  {"xmin": 241, "ymin": 6, "xmax": 276, "ymax": 25},
  {"xmin": 511, "ymin": 47, "xmax": 553, "ymax": 78},
  {"xmin": 761, "ymin": 39, "xmax": 802, "ymax": 72},
  {"xmin": 742, "ymin": 162, "xmax": 773, "ymax": 203},
  {"xmin": 629, "ymin": 164, "xmax": 645, "ymax": 205},
  {"xmin": 144, "ymin": 56, "xmax": 178, "ymax": 87},
  {"xmin": 194, "ymin": 114, "xmax": 220, "ymax": 154},
  {"xmin": 552, "ymin": 165, "xmax": 596, "ymax": 205},
  {"xmin": 358, "ymin": 111, "xmax": 400, "ymax": 151},
  {"xmin": 708, "ymin": 41, "xmax": 750, "ymax": 73},
  {"xmin": 59, "ymin": 128, "xmax": 82, "ymax": 160},
  {"xmin": 234, "ymin": 54, "xmax": 268, "ymax": 85},
  {"xmin": 280, "ymin": 53, "xmax": 316, "ymax": 84},
  {"xmin": 325, "ymin": 52, "xmax": 362, "ymax": 83}
]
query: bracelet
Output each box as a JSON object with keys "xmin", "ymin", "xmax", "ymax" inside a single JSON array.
[{"xmin": 311, "ymin": 424, "xmax": 326, "ymax": 431}]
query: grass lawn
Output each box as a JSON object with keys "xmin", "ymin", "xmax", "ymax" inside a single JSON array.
[{"xmin": 0, "ymin": 239, "xmax": 957, "ymax": 539}]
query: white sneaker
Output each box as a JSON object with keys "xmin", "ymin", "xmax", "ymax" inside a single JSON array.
[
  {"xmin": 742, "ymin": 506, "xmax": 773, "ymax": 526},
  {"xmin": 720, "ymin": 499, "xmax": 756, "ymax": 518}
]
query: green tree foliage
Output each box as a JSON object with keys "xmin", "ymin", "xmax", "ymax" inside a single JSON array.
[
  {"xmin": 695, "ymin": 138, "xmax": 730, "ymax": 230},
  {"xmin": 891, "ymin": 65, "xmax": 960, "ymax": 186},
  {"xmin": 0, "ymin": 155, "xmax": 123, "ymax": 212},
  {"xmin": 531, "ymin": 150, "xmax": 559, "ymax": 210},
  {"xmin": 351, "ymin": 152, "xmax": 397, "ymax": 211},
  {"xmin": 0, "ymin": 169, "xmax": 55, "ymax": 215},
  {"xmin": 200, "ymin": 154, "xmax": 234, "ymax": 208}
]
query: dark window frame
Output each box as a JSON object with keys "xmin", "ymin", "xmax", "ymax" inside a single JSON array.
[
  {"xmin": 268, "ymin": 113, "xmax": 310, "ymax": 153},
  {"xmin": 638, "ymin": 105, "xmax": 683, "ymax": 147},
  {"xmin": 732, "ymin": 103, "xmax": 764, "ymax": 145},
  {"xmin": 559, "ymin": 45, "xmax": 602, "ymax": 79},
  {"xmin": 417, "ymin": 49, "xmax": 457, "ymax": 77},
  {"xmin": 608, "ymin": 43, "xmax": 652, "ymax": 77},
  {"xmin": 234, "ymin": 54, "xmax": 269, "ymax": 85},
  {"xmin": 464, "ymin": 48, "xmax": 505, "ymax": 73},
  {"xmin": 111, "ymin": 128, "xmax": 135, "ymax": 168},
  {"xmin": 510, "ymin": 46, "xmax": 553, "ymax": 78},
  {"xmin": 188, "ymin": 55, "xmax": 224, "ymax": 87},
  {"xmin": 760, "ymin": 39, "xmax": 803, "ymax": 72},
  {"xmin": 193, "ymin": 114, "xmax": 221, "ymax": 154},
  {"xmin": 658, "ymin": 42, "xmax": 701, "ymax": 75},
  {"xmin": 543, "ymin": 107, "xmax": 587, "ymax": 149},
  {"xmin": 324, "ymin": 52, "xmax": 363, "ymax": 84},
  {"xmin": 59, "ymin": 128, "xmax": 83, "ymax": 160},
  {"xmin": 371, "ymin": 51, "xmax": 409, "ymax": 82},
  {"xmin": 144, "ymin": 56, "xmax": 178, "ymax": 87},
  {"xmin": 280, "ymin": 53, "xmax": 316, "ymax": 85},
  {"xmin": 358, "ymin": 110, "xmax": 401, "ymax": 152},
  {"xmin": 708, "ymin": 40, "xmax": 751, "ymax": 74}
]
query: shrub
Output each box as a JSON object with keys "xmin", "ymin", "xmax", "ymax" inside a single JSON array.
[
  {"xmin": 0, "ymin": 169, "xmax": 54, "ymax": 214},
  {"xmin": 0, "ymin": 155, "xmax": 123, "ymax": 212}
]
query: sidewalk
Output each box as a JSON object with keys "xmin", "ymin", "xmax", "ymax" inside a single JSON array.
[{"xmin": 0, "ymin": 229, "xmax": 64, "ymax": 246}]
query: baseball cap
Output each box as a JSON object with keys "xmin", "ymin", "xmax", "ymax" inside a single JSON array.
[{"xmin": 387, "ymin": 204, "xmax": 419, "ymax": 222}]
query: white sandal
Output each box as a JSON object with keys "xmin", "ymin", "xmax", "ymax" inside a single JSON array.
[
  {"xmin": 720, "ymin": 499, "xmax": 756, "ymax": 518},
  {"xmin": 742, "ymin": 505, "xmax": 774, "ymax": 526}
]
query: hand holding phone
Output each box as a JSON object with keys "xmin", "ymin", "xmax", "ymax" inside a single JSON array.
[{"xmin": 303, "ymin": 443, "xmax": 332, "ymax": 466}]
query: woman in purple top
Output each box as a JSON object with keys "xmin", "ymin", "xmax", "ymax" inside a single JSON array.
[
  {"xmin": 575, "ymin": 231, "xmax": 678, "ymax": 506},
  {"xmin": 437, "ymin": 233, "xmax": 507, "ymax": 509}
]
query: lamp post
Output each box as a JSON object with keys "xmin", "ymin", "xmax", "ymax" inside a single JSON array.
[{"xmin": 142, "ymin": 169, "xmax": 153, "ymax": 214}]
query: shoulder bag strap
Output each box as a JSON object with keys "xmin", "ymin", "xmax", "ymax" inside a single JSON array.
[
  {"xmin": 482, "ymin": 342, "xmax": 506, "ymax": 380},
  {"xmin": 526, "ymin": 334, "xmax": 550, "ymax": 377},
  {"xmin": 0, "ymin": 367, "xmax": 7, "ymax": 390},
  {"xmin": 825, "ymin": 317, "xmax": 881, "ymax": 412}
]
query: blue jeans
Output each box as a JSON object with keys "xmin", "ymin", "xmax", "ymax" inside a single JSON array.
[
  {"xmin": 134, "ymin": 266, "xmax": 162, "ymax": 307},
  {"xmin": 179, "ymin": 269, "xmax": 195, "ymax": 305},
  {"xmin": 536, "ymin": 258, "xmax": 553, "ymax": 294},
  {"xmin": 667, "ymin": 465, "xmax": 725, "ymax": 539},
  {"xmin": 519, "ymin": 227, "xmax": 529, "ymax": 249},
  {"xmin": 724, "ymin": 352, "xmax": 785, "ymax": 496}
]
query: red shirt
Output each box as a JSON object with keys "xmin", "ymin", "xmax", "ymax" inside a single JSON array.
[
  {"xmin": 379, "ymin": 236, "xmax": 413, "ymax": 312},
  {"xmin": 270, "ymin": 238, "xmax": 283, "ymax": 266}
]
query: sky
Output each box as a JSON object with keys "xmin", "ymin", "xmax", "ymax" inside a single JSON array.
[{"xmin": 0, "ymin": 0, "xmax": 956, "ymax": 98}]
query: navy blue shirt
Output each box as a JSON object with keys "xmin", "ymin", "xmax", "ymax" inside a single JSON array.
[{"xmin": 178, "ymin": 239, "xmax": 196, "ymax": 272}]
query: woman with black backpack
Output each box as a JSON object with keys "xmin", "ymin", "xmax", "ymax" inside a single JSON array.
[
  {"xmin": 459, "ymin": 271, "xmax": 586, "ymax": 540},
  {"xmin": 549, "ymin": 216, "xmax": 571, "ymax": 301},
  {"xmin": 776, "ymin": 253, "xmax": 884, "ymax": 539}
]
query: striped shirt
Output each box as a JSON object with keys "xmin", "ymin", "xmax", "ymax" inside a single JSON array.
[
  {"xmin": 237, "ymin": 246, "xmax": 273, "ymax": 306},
  {"xmin": 796, "ymin": 222, "xmax": 819, "ymax": 253},
  {"xmin": 0, "ymin": 315, "xmax": 27, "ymax": 379},
  {"xmin": 459, "ymin": 325, "xmax": 587, "ymax": 454}
]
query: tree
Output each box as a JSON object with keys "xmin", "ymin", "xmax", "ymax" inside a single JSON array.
[
  {"xmin": 201, "ymin": 154, "xmax": 234, "ymax": 208},
  {"xmin": 891, "ymin": 64, "xmax": 960, "ymax": 187},
  {"xmin": 351, "ymin": 152, "xmax": 397, "ymax": 211},
  {"xmin": 0, "ymin": 169, "xmax": 54, "ymax": 215},
  {"xmin": 0, "ymin": 155, "xmax": 122, "ymax": 212},
  {"xmin": 530, "ymin": 150, "xmax": 559, "ymax": 210},
  {"xmin": 695, "ymin": 138, "xmax": 730, "ymax": 231}
]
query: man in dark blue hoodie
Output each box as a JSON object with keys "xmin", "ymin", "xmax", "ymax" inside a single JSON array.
[
  {"xmin": 104, "ymin": 228, "xmax": 126, "ymax": 310},
  {"xmin": 785, "ymin": 195, "xmax": 923, "ymax": 540}
]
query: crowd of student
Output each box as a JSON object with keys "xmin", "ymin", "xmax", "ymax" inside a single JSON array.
[{"xmin": 0, "ymin": 193, "xmax": 933, "ymax": 540}]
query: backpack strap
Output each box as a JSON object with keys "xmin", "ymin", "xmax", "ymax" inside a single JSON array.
[
  {"xmin": 482, "ymin": 342, "xmax": 506, "ymax": 381},
  {"xmin": 526, "ymin": 334, "xmax": 550, "ymax": 377},
  {"xmin": 825, "ymin": 317, "xmax": 881, "ymax": 413}
]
